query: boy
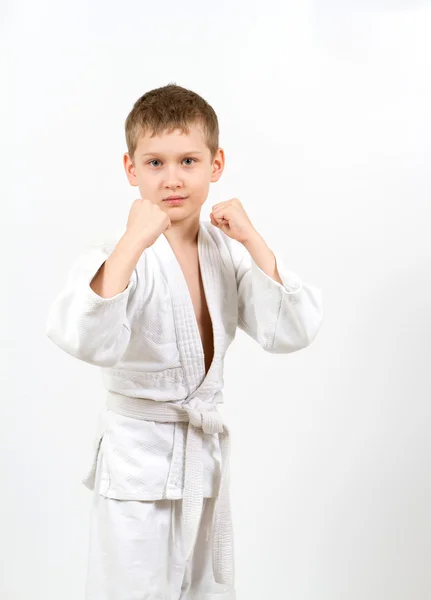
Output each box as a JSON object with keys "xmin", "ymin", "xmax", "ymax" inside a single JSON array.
[{"xmin": 46, "ymin": 84, "xmax": 323, "ymax": 600}]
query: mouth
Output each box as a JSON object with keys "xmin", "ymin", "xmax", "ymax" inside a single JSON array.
[{"xmin": 163, "ymin": 196, "xmax": 187, "ymax": 206}]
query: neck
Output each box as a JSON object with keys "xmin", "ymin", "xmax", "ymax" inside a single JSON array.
[{"xmin": 163, "ymin": 212, "xmax": 201, "ymax": 246}]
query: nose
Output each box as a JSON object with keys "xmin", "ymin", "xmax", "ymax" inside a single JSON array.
[{"xmin": 163, "ymin": 165, "xmax": 183, "ymax": 191}]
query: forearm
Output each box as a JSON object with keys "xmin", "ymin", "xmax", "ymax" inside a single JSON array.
[
  {"xmin": 242, "ymin": 232, "xmax": 283, "ymax": 285},
  {"xmin": 90, "ymin": 232, "xmax": 149, "ymax": 298}
]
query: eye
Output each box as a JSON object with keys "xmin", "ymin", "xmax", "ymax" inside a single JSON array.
[
  {"xmin": 148, "ymin": 159, "xmax": 162, "ymax": 167},
  {"xmin": 182, "ymin": 158, "xmax": 197, "ymax": 166}
]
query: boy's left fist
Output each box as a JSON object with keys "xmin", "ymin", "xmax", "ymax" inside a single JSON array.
[{"xmin": 210, "ymin": 198, "xmax": 258, "ymax": 244}]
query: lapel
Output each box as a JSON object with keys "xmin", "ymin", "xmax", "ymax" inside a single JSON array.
[{"xmin": 152, "ymin": 221, "xmax": 225, "ymax": 401}]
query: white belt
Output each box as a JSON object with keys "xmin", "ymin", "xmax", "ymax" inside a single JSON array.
[{"xmin": 105, "ymin": 390, "xmax": 234, "ymax": 586}]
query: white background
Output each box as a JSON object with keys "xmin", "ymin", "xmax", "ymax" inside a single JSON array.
[{"xmin": 2, "ymin": 1, "xmax": 431, "ymax": 598}]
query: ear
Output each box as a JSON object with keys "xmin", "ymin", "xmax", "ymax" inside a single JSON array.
[
  {"xmin": 123, "ymin": 152, "xmax": 139, "ymax": 187},
  {"xmin": 210, "ymin": 148, "xmax": 225, "ymax": 183}
]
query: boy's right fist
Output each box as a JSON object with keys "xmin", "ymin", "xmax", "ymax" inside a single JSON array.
[{"xmin": 126, "ymin": 198, "xmax": 171, "ymax": 248}]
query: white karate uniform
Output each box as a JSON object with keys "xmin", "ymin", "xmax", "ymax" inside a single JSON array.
[
  {"xmin": 85, "ymin": 440, "xmax": 234, "ymax": 600},
  {"xmin": 46, "ymin": 220, "xmax": 323, "ymax": 599}
]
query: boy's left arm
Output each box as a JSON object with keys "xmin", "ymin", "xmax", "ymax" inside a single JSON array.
[{"xmin": 211, "ymin": 198, "xmax": 323, "ymax": 353}]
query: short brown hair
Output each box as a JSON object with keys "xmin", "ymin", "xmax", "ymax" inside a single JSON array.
[{"xmin": 125, "ymin": 83, "xmax": 219, "ymax": 164}]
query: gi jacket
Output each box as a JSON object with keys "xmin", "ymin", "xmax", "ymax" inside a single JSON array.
[{"xmin": 46, "ymin": 220, "xmax": 323, "ymax": 501}]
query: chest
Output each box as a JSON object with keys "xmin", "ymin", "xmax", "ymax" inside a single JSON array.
[{"xmin": 130, "ymin": 231, "xmax": 239, "ymax": 385}]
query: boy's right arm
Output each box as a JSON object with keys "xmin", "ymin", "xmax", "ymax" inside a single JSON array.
[
  {"xmin": 46, "ymin": 199, "xmax": 171, "ymax": 367},
  {"xmin": 89, "ymin": 232, "xmax": 150, "ymax": 299}
]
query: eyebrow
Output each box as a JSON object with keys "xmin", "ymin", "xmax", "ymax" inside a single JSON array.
[{"xmin": 140, "ymin": 150, "xmax": 204, "ymax": 158}]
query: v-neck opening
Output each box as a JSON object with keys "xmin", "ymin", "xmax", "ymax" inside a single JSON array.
[
  {"xmin": 197, "ymin": 226, "xmax": 216, "ymax": 378},
  {"xmin": 163, "ymin": 223, "xmax": 216, "ymax": 381}
]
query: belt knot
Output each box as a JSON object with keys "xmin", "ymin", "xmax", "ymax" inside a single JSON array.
[{"xmin": 183, "ymin": 403, "xmax": 224, "ymax": 435}]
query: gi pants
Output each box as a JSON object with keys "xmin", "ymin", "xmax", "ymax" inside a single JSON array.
[{"xmin": 84, "ymin": 442, "xmax": 236, "ymax": 600}]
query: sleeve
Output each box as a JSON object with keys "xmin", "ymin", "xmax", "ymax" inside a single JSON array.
[
  {"xmin": 228, "ymin": 237, "xmax": 323, "ymax": 353},
  {"xmin": 45, "ymin": 240, "xmax": 139, "ymax": 367}
]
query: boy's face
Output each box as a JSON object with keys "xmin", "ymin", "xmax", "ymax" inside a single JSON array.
[{"xmin": 123, "ymin": 122, "xmax": 224, "ymax": 223}]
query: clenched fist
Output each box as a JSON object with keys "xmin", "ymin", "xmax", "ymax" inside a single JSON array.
[
  {"xmin": 126, "ymin": 198, "xmax": 171, "ymax": 248},
  {"xmin": 210, "ymin": 198, "xmax": 258, "ymax": 244}
]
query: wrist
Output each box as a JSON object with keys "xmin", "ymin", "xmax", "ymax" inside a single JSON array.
[{"xmin": 120, "ymin": 230, "xmax": 151, "ymax": 256}]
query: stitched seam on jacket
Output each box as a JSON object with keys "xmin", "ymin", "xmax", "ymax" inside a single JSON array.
[{"xmin": 268, "ymin": 290, "xmax": 283, "ymax": 350}]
